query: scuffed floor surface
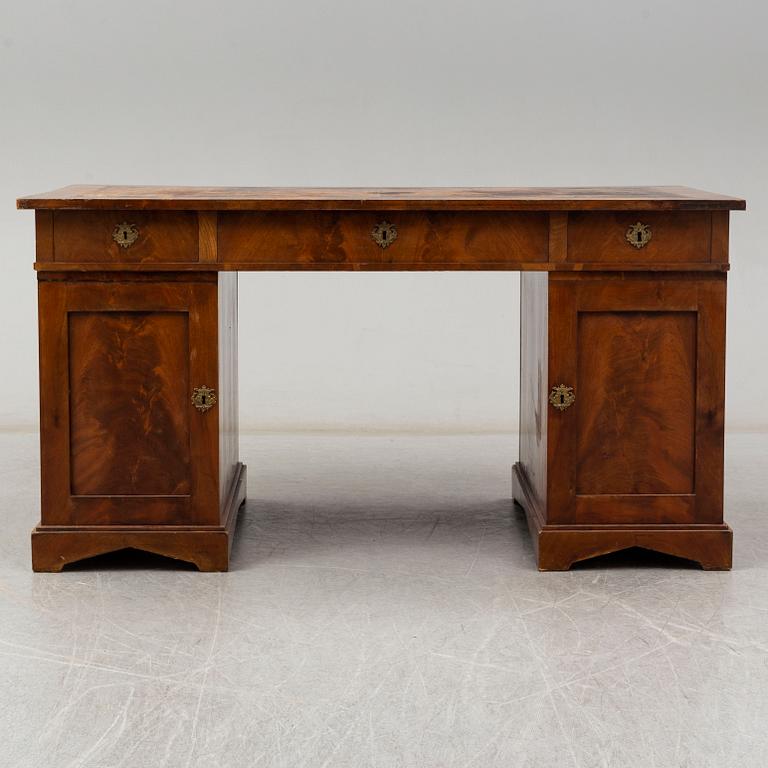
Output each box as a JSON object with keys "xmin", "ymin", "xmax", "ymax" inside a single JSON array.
[{"xmin": 1, "ymin": 432, "xmax": 767, "ymax": 767}]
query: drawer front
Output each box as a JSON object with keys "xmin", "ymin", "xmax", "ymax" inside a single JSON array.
[
  {"xmin": 567, "ymin": 212, "xmax": 713, "ymax": 264},
  {"xmin": 53, "ymin": 211, "xmax": 199, "ymax": 263},
  {"xmin": 218, "ymin": 211, "xmax": 549, "ymax": 269}
]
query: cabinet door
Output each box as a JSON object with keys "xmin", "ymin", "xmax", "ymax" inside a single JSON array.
[
  {"xmin": 547, "ymin": 275, "xmax": 725, "ymax": 526},
  {"xmin": 39, "ymin": 278, "xmax": 219, "ymax": 526}
]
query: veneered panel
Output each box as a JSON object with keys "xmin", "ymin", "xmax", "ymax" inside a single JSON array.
[
  {"xmin": 575, "ymin": 311, "xmax": 696, "ymax": 495},
  {"xmin": 519, "ymin": 273, "xmax": 548, "ymax": 512},
  {"xmin": 53, "ymin": 211, "xmax": 198, "ymax": 263},
  {"xmin": 218, "ymin": 211, "xmax": 548, "ymax": 269},
  {"xmin": 218, "ymin": 273, "xmax": 239, "ymax": 508},
  {"xmin": 17, "ymin": 185, "xmax": 746, "ymax": 211},
  {"xmin": 68, "ymin": 311, "xmax": 191, "ymax": 496},
  {"xmin": 567, "ymin": 212, "xmax": 712, "ymax": 264},
  {"xmin": 35, "ymin": 211, "xmax": 54, "ymax": 262}
]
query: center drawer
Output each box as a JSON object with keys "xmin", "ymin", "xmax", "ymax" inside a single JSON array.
[{"xmin": 217, "ymin": 211, "xmax": 549, "ymax": 269}]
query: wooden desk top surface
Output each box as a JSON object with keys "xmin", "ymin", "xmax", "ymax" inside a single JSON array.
[{"xmin": 18, "ymin": 185, "xmax": 745, "ymax": 212}]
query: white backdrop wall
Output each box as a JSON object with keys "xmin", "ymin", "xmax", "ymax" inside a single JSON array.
[{"xmin": 0, "ymin": 0, "xmax": 765, "ymax": 432}]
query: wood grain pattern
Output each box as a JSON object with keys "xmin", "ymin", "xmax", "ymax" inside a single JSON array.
[
  {"xmin": 218, "ymin": 272, "xmax": 239, "ymax": 511},
  {"xmin": 31, "ymin": 464, "xmax": 247, "ymax": 572},
  {"xmin": 24, "ymin": 185, "xmax": 741, "ymax": 572},
  {"xmin": 518, "ymin": 272, "xmax": 548, "ymax": 514},
  {"xmin": 217, "ymin": 211, "xmax": 549, "ymax": 269},
  {"xmin": 711, "ymin": 211, "xmax": 730, "ymax": 264},
  {"xmin": 693, "ymin": 277, "xmax": 727, "ymax": 523},
  {"xmin": 38, "ymin": 271, "xmax": 218, "ymax": 283},
  {"xmin": 17, "ymin": 185, "xmax": 746, "ymax": 211},
  {"xmin": 198, "ymin": 212, "xmax": 218, "ymax": 263},
  {"xmin": 513, "ymin": 463, "xmax": 732, "ymax": 571},
  {"xmin": 26, "ymin": 206, "xmax": 733, "ymax": 272},
  {"xmin": 68, "ymin": 311, "xmax": 191, "ymax": 496},
  {"xmin": 576, "ymin": 311, "xmax": 696, "ymax": 495},
  {"xmin": 567, "ymin": 212, "xmax": 714, "ymax": 264},
  {"xmin": 38, "ymin": 276, "xmax": 219, "ymax": 527},
  {"xmin": 548, "ymin": 213, "xmax": 568, "ymax": 263},
  {"xmin": 34, "ymin": 260, "xmax": 731, "ymax": 273},
  {"xmin": 52, "ymin": 211, "xmax": 198, "ymax": 263},
  {"xmin": 547, "ymin": 274, "xmax": 726, "ymax": 527},
  {"xmin": 35, "ymin": 211, "xmax": 53, "ymax": 262}
]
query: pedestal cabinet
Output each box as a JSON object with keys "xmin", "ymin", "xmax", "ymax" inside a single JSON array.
[
  {"xmin": 514, "ymin": 272, "xmax": 731, "ymax": 569},
  {"xmin": 32, "ymin": 272, "xmax": 244, "ymax": 571},
  {"xmin": 17, "ymin": 185, "xmax": 744, "ymax": 571}
]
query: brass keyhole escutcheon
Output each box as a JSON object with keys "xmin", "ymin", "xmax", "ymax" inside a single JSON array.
[
  {"xmin": 625, "ymin": 221, "xmax": 652, "ymax": 249},
  {"xmin": 549, "ymin": 384, "xmax": 575, "ymax": 411},
  {"xmin": 371, "ymin": 220, "xmax": 397, "ymax": 249},
  {"xmin": 192, "ymin": 386, "xmax": 217, "ymax": 413},
  {"xmin": 113, "ymin": 222, "xmax": 139, "ymax": 249}
]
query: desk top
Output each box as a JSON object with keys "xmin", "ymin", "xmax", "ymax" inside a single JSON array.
[{"xmin": 18, "ymin": 185, "xmax": 745, "ymax": 212}]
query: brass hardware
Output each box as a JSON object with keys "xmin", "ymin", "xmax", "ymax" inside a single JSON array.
[
  {"xmin": 192, "ymin": 386, "xmax": 217, "ymax": 413},
  {"xmin": 371, "ymin": 220, "xmax": 397, "ymax": 249},
  {"xmin": 625, "ymin": 221, "xmax": 652, "ymax": 249},
  {"xmin": 113, "ymin": 222, "xmax": 139, "ymax": 249},
  {"xmin": 549, "ymin": 384, "xmax": 575, "ymax": 411}
]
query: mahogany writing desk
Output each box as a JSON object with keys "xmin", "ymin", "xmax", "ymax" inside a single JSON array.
[{"xmin": 17, "ymin": 185, "xmax": 746, "ymax": 572}]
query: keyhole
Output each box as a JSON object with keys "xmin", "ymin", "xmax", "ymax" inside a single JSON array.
[
  {"xmin": 382, "ymin": 230, "xmax": 388, "ymax": 241},
  {"xmin": 559, "ymin": 394, "xmax": 565, "ymax": 404},
  {"xmin": 637, "ymin": 231, "xmax": 642, "ymax": 243},
  {"xmin": 123, "ymin": 231, "xmax": 128, "ymax": 241}
]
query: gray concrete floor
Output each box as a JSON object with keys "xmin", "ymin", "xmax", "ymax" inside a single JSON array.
[{"xmin": 0, "ymin": 432, "xmax": 767, "ymax": 767}]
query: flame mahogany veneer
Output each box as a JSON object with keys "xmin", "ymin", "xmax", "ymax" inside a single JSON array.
[{"xmin": 17, "ymin": 186, "xmax": 745, "ymax": 571}]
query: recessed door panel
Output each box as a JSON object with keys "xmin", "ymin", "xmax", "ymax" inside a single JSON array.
[
  {"xmin": 68, "ymin": 311, "xmax": 191, "ymax": 497},
  {"xmin": 575, "ymin": 311, "xmax": 696, "ymax": 496}
]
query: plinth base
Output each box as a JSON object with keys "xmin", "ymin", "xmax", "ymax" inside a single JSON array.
[
  {"xmin": 512, "ymin": 462, "xmax": 732, "ymax": 571},
  {"xmin": 32, "ymin": 464, "xmax": 247, "ymax": 572}
]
